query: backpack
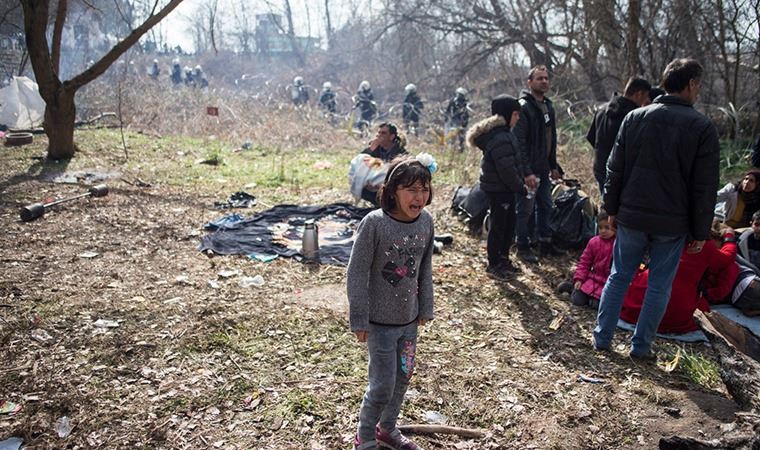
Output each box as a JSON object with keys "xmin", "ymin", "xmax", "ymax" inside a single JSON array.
[
  {"xmin": 549, "ymin": 187, "xmax": 596, "ymax": 249},
  {"xmin": 451, "ymin": 183, "xmax": 490, "ymax": 236}
]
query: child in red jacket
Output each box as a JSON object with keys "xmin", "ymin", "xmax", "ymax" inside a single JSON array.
[{"xmin": 572, "ymin": 211, "xmax": 616, "ymax": 308}]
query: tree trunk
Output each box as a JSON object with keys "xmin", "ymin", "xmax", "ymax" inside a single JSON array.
[
  {"xmin": 625, "ymin": 0, "xmax": 641, "ymax": 78},
  {"xmin": 43, "ymin": 87, "xmax": 77, "ymax": 160},
  {"xmin": 324, "ymin": 0, "xmax": 333, "ymax": 50}
]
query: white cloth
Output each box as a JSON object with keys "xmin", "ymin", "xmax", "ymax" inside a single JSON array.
[
  {"xmin": 348, "ymin": 153, "xmax": 387, "ymax": 200},
  {"xmin": 0, "ymin": 76, "xmax": 45, "ymax": 129}
]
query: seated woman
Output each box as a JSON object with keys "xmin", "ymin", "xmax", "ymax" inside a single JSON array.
[
  {"xmin": 715, "ymin": 169, "xmax": 760, "ymax": 229},
  {"xmin": 620, "ymin": 225, "xmax": 737, "ymax": 333}
]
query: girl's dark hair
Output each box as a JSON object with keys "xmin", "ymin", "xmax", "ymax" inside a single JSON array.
[
  {"xmin": 736, "ymin": 170, "xmax": 760, "ymax": 189},
  {"xmin": 378, "ymin": 156, "xmax": 433, "ymax": 212},
  {"xmin": 598, "ymin": 209, "xmax": 610, "ymax": 223}
]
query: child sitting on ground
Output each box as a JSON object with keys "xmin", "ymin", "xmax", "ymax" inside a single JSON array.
[{"xmin": 572, "ymin": 210, "xmax": 616, "ymax": 308}]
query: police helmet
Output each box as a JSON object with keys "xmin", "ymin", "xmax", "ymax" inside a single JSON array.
[
  {"xmin": 405, "ymin": 83, "xmax": 416, "ymax": 94},
  {"xmin": 322, "ymin": 81, "xmax": 332, "ymax": 91},
  {"xmin": 359, "ymin": 80, "xmax": 371, "ymax": 91},
  {"xmin": 294, "ymin": 76, "xmax": 304, "ymax": 86}
]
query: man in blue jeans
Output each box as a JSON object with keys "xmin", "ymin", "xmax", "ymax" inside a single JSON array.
[
  {"xmin": 593, "ymin": 58, "xmax": 720, "ymax": 360},
  {"xmin": 514, "ymin": 65, "xmax": 564, "ymax": 263}
]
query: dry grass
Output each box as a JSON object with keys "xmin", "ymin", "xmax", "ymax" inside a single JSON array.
[{"xmin": 0, "ymin": 80, "xmax": 749, "ymax": 449}]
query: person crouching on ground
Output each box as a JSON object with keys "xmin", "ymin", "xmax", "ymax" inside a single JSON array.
[
  {"xmin": 572, "ymin": 210, "xmax": 616, "ymax": 308},
  {"xmin": 347, "ymin": 154, "xmax": 437, "ymax": 450},
  {"xmin": 466, "ymin": 94, "xmax": 528, "ymax": 281}
]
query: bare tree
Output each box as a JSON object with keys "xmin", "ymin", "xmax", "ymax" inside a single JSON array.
[
  {"xmin": 324, "ymin": 0, "xmax": 333, "ymax": 50},
  {"xmin": 283, "ymin": 0, "xmax": 305, "ymax": 66},
  {"xmin": 625, "ymin": 0, "xmax": 642, "ymax": 78},
  {"xmin": 20, "ymin": 0, "xmax": 184, "ymax": 159}
]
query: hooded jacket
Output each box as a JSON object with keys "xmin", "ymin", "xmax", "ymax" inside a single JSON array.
[
  {"xmin": 586, "ymin": 95, "xmax": 639, "ymax": 180},
  {"xmin": 466, "ymin": 115, "xmax": 527, "ymax": 195},
  {"xmin": 513, "ymin": 90, "xmax": 559, "ymax": 177},
  {"xmin": 603, "ymin": 95, "xmax": 720, "ymax": 240}
]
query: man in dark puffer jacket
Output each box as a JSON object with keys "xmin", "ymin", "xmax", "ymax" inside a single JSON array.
[
  {"xmin": 466, "ymin": 95, "xmax": 528, "ymax": 281},
  {"xmin": 586, "ymin": 77, "xmax": 652, "ymax": 196},
  {"xmin": 513, "ymin": 65, "xmax": 565, "ymax": 262},
  {"xmin": 593, "ymin": 58, "xmax": 720, "ymax": 360}
]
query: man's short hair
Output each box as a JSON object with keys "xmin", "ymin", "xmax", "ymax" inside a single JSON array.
[
  {"xmin": 624, "ymin": 77, "xmax": 652, "ymax": 96},
  {"xmin": 379, "ymin": 122, "xmax": 398, "ymax": 137},
  {"xmin": 528, "ymin": 65, "xmax": 549, "ymax": 80},
  {"xmin": 752, "ymin": 210, "xmax": 760, "ymax": 223},
  {"xmin": 661, "ymin": 58, "xmax": 703, "ymax": 94}
]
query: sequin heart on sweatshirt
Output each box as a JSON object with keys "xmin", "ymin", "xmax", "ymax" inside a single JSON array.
[{"xmin": 382, "ymin": 257, "xmax": 417, "ymax": 287}]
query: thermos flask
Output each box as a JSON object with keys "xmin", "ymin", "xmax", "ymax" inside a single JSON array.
[{"xmin": 302, "ymin": 219, "xmax": 320, "ymax": 262}]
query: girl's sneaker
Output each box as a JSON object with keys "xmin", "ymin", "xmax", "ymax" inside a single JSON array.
[
  {"xmin": 375, "ymin": 426, "xmax": 422, "ymax": 450},
  {"xmin": 353, "ymin": 435, "xmax": 378, "ymax": 450}
]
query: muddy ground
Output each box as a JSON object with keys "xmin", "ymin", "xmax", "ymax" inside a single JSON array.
[{"xmin": 0, "ymin": 132, "xmax": 750, "ymax": 449}]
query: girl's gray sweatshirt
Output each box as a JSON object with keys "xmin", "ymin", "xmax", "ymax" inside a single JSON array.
[{"xmin": 347, "ymin": 208, "xmax": 435, "ymax": 331}]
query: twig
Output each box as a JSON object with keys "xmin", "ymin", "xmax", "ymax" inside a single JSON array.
[
  {"xmin": 397, "ymin": 424, "xmax": 486, "ymax": 439},
  {"xmin": 228, "ymin": 355, "xmax": 243, "ymax": 372}
]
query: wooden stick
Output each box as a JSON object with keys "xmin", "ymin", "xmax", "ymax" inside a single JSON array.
[
  {"xmin": 694, "ymin": 310, "xmax": 760, "ymax": 411},
  {"xmin": 397, "ymin": 424, "xmax": 486, "ymax": 439},
  {"xmin": 659, "ymin": 434, "xmax": 757, "ymax": 449}
]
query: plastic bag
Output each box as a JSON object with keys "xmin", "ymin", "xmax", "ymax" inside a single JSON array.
[{"xmin": 348, "ymin": 154, "xmax": 387, "ymax": 200}]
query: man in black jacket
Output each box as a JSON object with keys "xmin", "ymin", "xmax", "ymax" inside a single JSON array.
[
  {"xmin": 513, "ymin": 65, "xmax": 564, "ymax": 262},
  {"xmin": 466, "ymin": 95, "xmax": 528, "ymax": 281},
  {"xmin": 586, "ymin": 77, "xmax": 651, "ymax": 196},
  {"xmin": 593, "ymin": 58, "xmax": 720, "ymax": 360}
]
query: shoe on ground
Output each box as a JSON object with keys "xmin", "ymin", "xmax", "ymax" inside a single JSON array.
[
  {"xmin": 517, "ymin": 246, "xmax": 538, "ymax": 264},
  {"xmin": 487, "ymin": 263, "xmax": 514, "ymax": 282},
  {"xmin": 353, "ymin": 434, "xmax": 378, "ymax": 450},
  {"xmin": 434, "ymin": 233, "xmax": 454, "ymax": 245},
  {"xmin": 591, "ymin": 336, "xmax": 610, "ymax": 352},
  {"xmin": 539, "ymin": 241, "xmax": 565, "ymax": 257},
  {"xmin": 629, "ymin": 350, "xmax": 657, "ymax": 362},
  {"xmin": 500, "ymin": 258, "xmax": 521, "ymax": 274},
  {"xmin": 376, "ymin": 426, "xmax": 422, "ymax": 450},
  {"xmin": 556, "ymin": 279, "xmax": 573, "ymax": 294}
]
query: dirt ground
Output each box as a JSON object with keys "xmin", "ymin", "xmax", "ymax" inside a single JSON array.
[{"xmin": 0, "ymin": 132, "xmax": 751, "ymax": 449}]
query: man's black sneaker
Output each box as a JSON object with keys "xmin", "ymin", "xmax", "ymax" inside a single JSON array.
[
  {"xmin": 486, "ymin": 264, "xmax": 514, "ymax": 281},
  {"xmin": 517, "ymin": 246, "xmax": 538, "ymax": 263}
]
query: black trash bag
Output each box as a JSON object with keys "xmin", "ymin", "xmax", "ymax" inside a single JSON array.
[
  {"xmin": 214, "ymin": 191, "xmax": 257, "ymax": 209},
  {"xmin": 451, "ymin": 183, "xmax": 490, "ymax": 235},
  {"xmin": 549, "ymin": 188, "xmax": 596, "ymax": 249}
]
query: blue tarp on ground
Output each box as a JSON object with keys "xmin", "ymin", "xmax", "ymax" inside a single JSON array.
[{"xmin": 198, "ymin": 203, "xmax": 374, "ymax": 265}]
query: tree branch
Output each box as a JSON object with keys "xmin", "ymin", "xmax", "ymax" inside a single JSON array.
[{"xmin": 51, "ymin": 0, "xmax": 67, "ymax": 75}]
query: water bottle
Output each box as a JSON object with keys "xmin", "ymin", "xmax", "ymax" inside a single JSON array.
[
  {"xmin": 525, "ymin": 178, "xmax": 540, "ymax": 200},
  {"xmin": 302, "ymin": 219, "xmax": 320, "ymax": 262}
]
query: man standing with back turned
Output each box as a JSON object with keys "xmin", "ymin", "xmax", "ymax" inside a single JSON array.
[
  {"xmin": 586, "ymin": 77, "xmax": 652, "ymax": 197},
  {"xmin": 593, "ymin": 59, "xmax": 720, "ymax": 360}
]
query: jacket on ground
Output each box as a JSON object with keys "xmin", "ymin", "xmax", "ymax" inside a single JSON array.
[{"xmin": 620, "ymin": 238, "xmax": 736, "ymax": 333}]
